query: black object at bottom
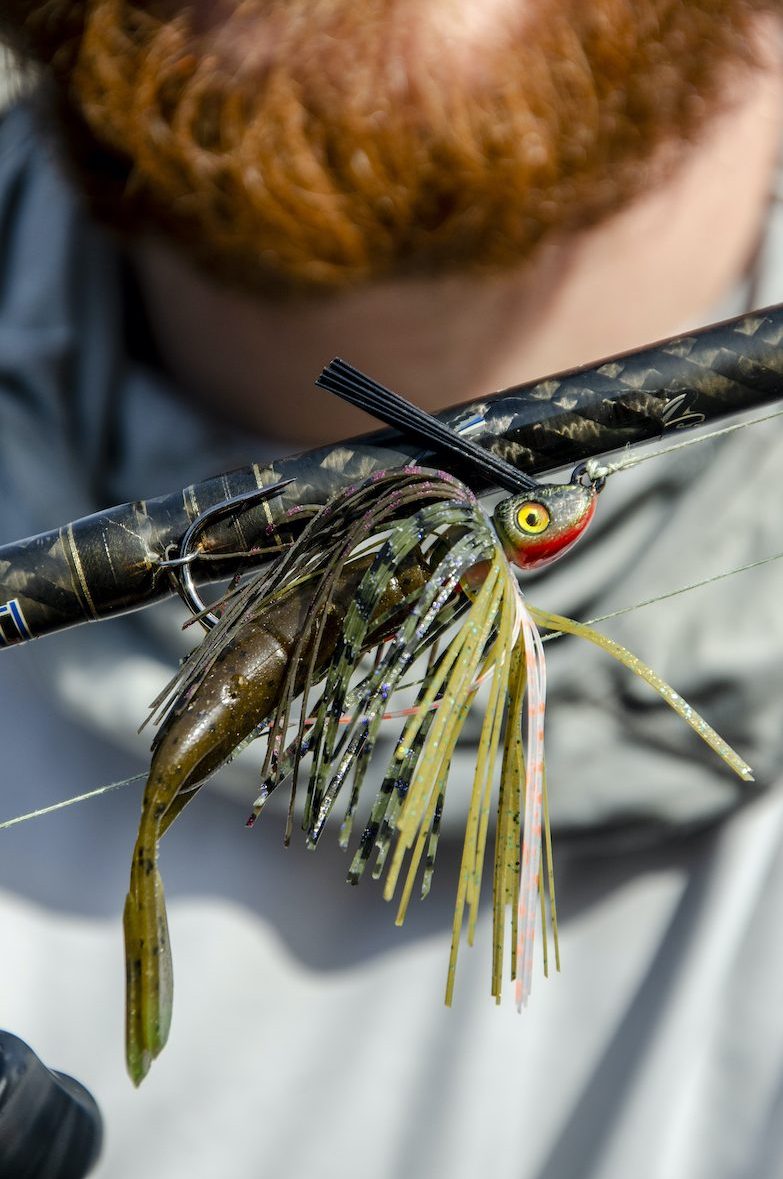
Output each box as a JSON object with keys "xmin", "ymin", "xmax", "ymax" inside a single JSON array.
[{"xmin": 0, "ymin": 1032, "xmax": 102, "ymax": 1179}]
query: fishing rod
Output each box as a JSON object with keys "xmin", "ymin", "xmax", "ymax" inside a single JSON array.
[{"xmin": 1, "ymin": 301, "xmax": 782, "ymax": 648}]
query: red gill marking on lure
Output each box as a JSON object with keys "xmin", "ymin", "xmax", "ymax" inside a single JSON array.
[{"xmin": 509, "ymin": 496, "xmax": 597, "ymax": 571}]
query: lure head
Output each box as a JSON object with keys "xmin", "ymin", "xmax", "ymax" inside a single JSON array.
[{"xmin": 492, "ymin": 482, "xmax": 597, "ymax": 571}]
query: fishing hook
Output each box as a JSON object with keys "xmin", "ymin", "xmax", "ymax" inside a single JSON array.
[{"xmin": 160, "ymin": 479, "xmax": 294, "ymax": 630}]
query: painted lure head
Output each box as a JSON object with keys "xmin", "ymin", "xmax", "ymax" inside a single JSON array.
[
  {"xmin": 492, "ymin": 481, "xmax": 597, "ymax": 571},
  {"xmin": 315, "ymin": 356, "xmax": 601, "ymax": 574}
]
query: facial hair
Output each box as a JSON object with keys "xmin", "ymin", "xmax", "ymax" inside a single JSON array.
[{"xmin": 3, "ymin": 0, "xmax": 779, "ymax": 296}]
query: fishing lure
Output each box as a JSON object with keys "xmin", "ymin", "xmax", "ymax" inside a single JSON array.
[
  {"xmin": 123, "ymin": 361, "xmax": 753, "ymax": 1086},
  {"xmin": 2, "ymin": 303, "xmax": 783, "ymax": 648}
]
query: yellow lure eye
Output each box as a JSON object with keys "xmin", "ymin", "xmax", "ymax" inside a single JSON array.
[{"xmin": 515, "ymin": 501, "xmax": 550, "ymax": 535}]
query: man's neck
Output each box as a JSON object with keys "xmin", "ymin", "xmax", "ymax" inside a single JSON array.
[{"xmin": 132, "ymin": 56, "xmax": 783, "ymax": 449}]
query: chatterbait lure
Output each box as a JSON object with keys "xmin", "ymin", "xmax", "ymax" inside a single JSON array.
[{"xmin": 123, "ymin": 361, "xmax": 752, "ymax": 1086}]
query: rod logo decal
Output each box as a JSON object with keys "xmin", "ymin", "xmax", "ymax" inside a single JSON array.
[
  {"xmin": 661, "ymin": 391, "xmax": 705, "ymax": 432},
  {"xmin": 0, "ymin": 598, "xmax": 32, "ymax": 645}
]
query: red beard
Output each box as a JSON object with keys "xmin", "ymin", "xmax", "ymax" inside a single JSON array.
[{"xmin": 3, "ymin": 0, "xmax": 777, "ymax": 295}]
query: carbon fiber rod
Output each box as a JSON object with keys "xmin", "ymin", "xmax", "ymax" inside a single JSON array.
[{"xmin": 1, "ymin": 302, "xmax": 782, "ymax": 647}]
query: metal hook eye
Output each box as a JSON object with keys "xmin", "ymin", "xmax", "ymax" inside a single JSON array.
[
  {"xmin": 570, "ymin": 462, "xmax": 606, "ymax": 493},
  {"xmin": 175, "ymin": 478, "xmax": 294, "ymax": 631}
]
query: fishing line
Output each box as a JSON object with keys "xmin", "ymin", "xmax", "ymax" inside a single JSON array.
[
  {"xmin": 3, "ymin": 547, "xmax": 780, "ymax": 831},
  {"xmin": 584, "ymin": 406, "xmax": 783, "ymax": 481},
  {"xmin": 0, "ymin": 774, "xmax": 146, "ymax": 830},
  {"xmin": 540, "ymin": 549, "xmax": 783, "ymax": 643}
]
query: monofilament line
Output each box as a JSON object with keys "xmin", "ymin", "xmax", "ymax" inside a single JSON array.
[
  {"xmin": 541, "ymin": 549, "xmax": 783, "ymax": 644},
  {"xmin": 3, "ymin": 551, "xmax": 781, "ymax": 830},
  {"xmin": 585, "ymin": 406, "xmax": 783, "ymax": 481},
  {"xmin": 0, "ymin": 773, "xmax": 146, "ymax": 830}
]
